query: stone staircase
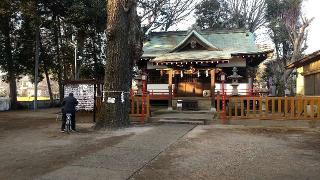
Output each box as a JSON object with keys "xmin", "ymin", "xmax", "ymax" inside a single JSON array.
[{"xmin": 149, "ymin": 110, "xmax": 216, "ymax": 125}]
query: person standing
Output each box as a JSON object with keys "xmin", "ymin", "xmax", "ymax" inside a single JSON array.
[{"xmin": 61, "ymin": 93, "xmax": 78, "ymax": 132}]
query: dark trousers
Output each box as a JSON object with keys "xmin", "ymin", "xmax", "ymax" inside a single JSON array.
[{"xmin": 61, "ymin": 112, "xmax": 76, "ymax": 130}]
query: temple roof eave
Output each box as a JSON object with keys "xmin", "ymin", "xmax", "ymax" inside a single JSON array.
[{"xmin": 145, "ymin": 49, "xmax": 273, "ymax": 63}]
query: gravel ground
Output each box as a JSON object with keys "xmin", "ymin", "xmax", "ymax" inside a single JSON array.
[
  {"xmin": 132, "ymin": 125, "xmax": 320, "ymax": 180},
  {"xmin": 0, "ymin": 109, "xmax": 140, "ymax": 179},
  {"xmin": 2, "ymin": 109, "xmax": 320, "ymax": 180}
]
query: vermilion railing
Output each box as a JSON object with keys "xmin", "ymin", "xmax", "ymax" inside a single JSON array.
[
  {"xmin": 95, "ymin": 95, "xmax": 150, "ymax": 122},
  {"xmin": 130, "ymin": 94, "xmax": 150, "ymax": 119},
  {"xmin": 131, "ymin": 88, "xmax": 263, "ymax": 98},
  {"xmin": 217, "ymin": 96, "xmax": 320, "ymax": 120}
]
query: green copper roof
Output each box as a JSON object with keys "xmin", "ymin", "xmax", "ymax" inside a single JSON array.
[
  {"xmin": 170, "ymin": 30, "xmax": 220, "ymax": 52},
  {"xmin": 152, "ymin": 50, "xmax": 231, "ymax": 62},
  {"xmin": 143, "ymin": 30, "xmax": 266, "ymax": 61}
]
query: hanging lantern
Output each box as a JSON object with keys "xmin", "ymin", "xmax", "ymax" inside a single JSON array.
[
  {"xmin": 180, "ymin": 71, "xmax": 183, "ymax": 78},
  {"xmin": 197, "ymin": 70, "xmax": 200, "ymax": 77},
  {"xmin": 206, "ymin": 70, "xmax": 209, "ymax": 77}
]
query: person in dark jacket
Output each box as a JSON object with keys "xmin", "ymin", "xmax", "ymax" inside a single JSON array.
[{"xmin": 61, "ymin": 93, "xmax": 78, "ymax": 132}]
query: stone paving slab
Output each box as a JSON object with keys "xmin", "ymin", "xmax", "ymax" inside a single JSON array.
[
  {"xmin": 38, "ymin": 124, "xmax": 195, "ymax": 180},
  {"xmin": 71, "ymin": 147, "xmax": 158, "ymax": 171},
  {"xmin": 38, "ymin": 166, "xmax": 131, "ymax": 180}
]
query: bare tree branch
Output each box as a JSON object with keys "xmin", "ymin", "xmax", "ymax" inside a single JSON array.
[{"xmin": 138, "ymin": 0, "xmax": 197, "ymax": 33}]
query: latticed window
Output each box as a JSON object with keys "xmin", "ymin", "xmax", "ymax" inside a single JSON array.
[{"xmin": 304, "ymin": 73, "xmax": 320, "ymax": 96}]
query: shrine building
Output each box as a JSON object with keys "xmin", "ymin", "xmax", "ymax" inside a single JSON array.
[{"xmin": 136, "ymin": 29, "xmax": 273, "ymax": 110}]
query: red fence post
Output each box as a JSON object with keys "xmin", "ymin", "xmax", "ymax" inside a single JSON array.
[
  {"xmin": 221, "ymin": 72, "xmax": 227, "ymax": 124},
  {"xmin": 141, "ymin": 74, "xmax": 147, "ymax": 123}
]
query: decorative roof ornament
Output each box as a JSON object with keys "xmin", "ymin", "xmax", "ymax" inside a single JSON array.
[
  {"xmin": 189, "ymin": 24, "xmax": 202, "ymax": 32},
  {"xmin": 169, "ymin": 30, "xmax": 220, "ymax": 52},
  {"xmin": 190, "ymin": 39, "xmax": 197, "ymax": 49}
]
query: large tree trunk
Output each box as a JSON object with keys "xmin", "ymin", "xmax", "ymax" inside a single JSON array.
[
  {"xmin": 96, "ymin": 0, "xmax": 141, "ymax": 129},
  {"xmin": 3, "ymin": 16, "xmax": 18, "ymax": 109}
]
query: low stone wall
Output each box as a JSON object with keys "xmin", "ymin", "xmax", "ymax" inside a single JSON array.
[{"xmin": 19, "ymin": 100, "xmax": 60, "ymax": 109}]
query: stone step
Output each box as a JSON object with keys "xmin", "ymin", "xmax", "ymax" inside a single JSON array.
[
  {"xmin": 159, "ymin": 119, "xmax": 204, "ymax": 125},
  {"xmin": 152, "ymin": 110, "xmax": 215, "ymax": 116},
  {"xmin": 149, "ymin": 117, "xmax": 210, "ymax": 125}
]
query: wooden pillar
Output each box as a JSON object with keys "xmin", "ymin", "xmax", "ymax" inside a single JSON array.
[
  {"xmin": 168, "ymin": 69, "xmax": 173, "ymax": 110},
  {"xmin": 210, "ymin": 69, "xmax": 216, "ymax": 111}
]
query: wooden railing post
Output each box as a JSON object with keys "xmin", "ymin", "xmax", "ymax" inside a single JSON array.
[
  {"xmin": 146, "ymin": 94, "xmax": 150, "ymax": 117},
  {"xmin": 265, "ymin": 97, "xmax": 269, "ymax": 118},
  {"xmin": 131, "ymin": 96, "xmax": 135, "ymax": 115},
  {"xmin": 297, "ymin": 96, "xmax": 302, "ymax": 119},
  {"xmin": 290, "ymin": 97, "xmax": 295, "ymax": 119},
  {"xmin": 235, "ymin": 98, "xmax": 238, "ymax": 117},
  {"xmin": 246, "ymin": 97, "xmax": 250, "ymax": 117},
  {"xmin": 318, "ymin": 97, "xmax": 320, "ymax": 118},
  {"xmin": 241, "ymin": 97, "xmax": 244, "ymax": 118},
  {"xmin": 252, "ymin": 97, "xmax": 256, "ymax": 118},
  {"xmin": 310, "ymin": 97, "xmax": 314, "ymax": 119},
  {"xmin": 136, "ymin": 97, "xmax": 140, "ymax": 115},
  {"xmin": 259, "ymin": 97, "xmax": 263, "ymax": 118},
  {"xmin": 278, "ymin": 98, "xmax": 282, "ymax": 118},
  {"xmin": 303, "ymin": 98, "xmax": 308, "ymax": 119},
  {"xmin": 284, "ymin": 97, "xmax": 288, "ymax": 118},
  {"xmin": 272, "ymin": 98, "xmax": 275, "ymax": 116},
  {"xmin": 228, "ymin": 97, "xmax": 232, "ymax": 118}
]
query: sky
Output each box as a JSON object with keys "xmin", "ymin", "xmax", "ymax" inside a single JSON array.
[
  {"xmin": 303, "ymin": 0, "xmax": 320, "ymax": 53},
  {"xmin": 170, "ymin": 0, "xmax": 320, "ymax": 54}
]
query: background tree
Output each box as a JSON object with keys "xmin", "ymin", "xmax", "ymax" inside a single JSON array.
[
  {"xmin": 0, "ymin": 0, "xmax": 34, "ymax": 109},
  {"xmin": 195, "ymin": 0, "xmax": 267, "ymax": 32},
  {"xmin": 138, "ymin": 0, "xmax": 196, "ymax": 33},
  {"xmin": 1, "ymin": 0, "xmax": 107, "ymax": 108},
  {"xmin": 264, "ymin": 0, "xmax": 312, "ymax": 95}
]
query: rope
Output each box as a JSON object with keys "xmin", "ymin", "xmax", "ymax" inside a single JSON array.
[{"xmin": 103, "ymin": 90, "xmax": 130, "ymax": 94}]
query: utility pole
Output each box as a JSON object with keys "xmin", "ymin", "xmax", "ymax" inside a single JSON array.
[{"xmin": 34, "ymin": 26, "xmax": 40, "ymax": 111}]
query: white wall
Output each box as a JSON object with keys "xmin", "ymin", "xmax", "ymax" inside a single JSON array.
[{"xmin": 146, "ymin": 83, "xmax": 249, "ymax": 96}]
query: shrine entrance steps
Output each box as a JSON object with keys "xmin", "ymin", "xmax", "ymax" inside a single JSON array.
[{"xmin": 149, "ymin": 110, "xmax": 216, "ymax": 125}]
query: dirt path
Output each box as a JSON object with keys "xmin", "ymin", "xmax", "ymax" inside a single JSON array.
[
  {"xmin": 2, "ymin": 109, "xmax": 320, "ymax": 180},
  {"xmin": 0, "ymin": 109, "xmax": 133, "ymax": 179},
  {"xmin": 132, "ymin": 126, "xmax": 320, "ymax": 180}
]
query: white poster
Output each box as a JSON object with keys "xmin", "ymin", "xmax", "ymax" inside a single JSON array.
[{"xmin": 64, "ymin": 84, "xmax": 95, "ymax": 111}]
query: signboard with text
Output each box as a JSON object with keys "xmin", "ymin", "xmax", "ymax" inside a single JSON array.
[{"xmin": 64, "ymin": 84, "xmax": 94, "ymax": 111}]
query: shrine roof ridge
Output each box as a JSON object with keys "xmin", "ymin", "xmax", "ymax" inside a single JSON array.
[{"xmin": 148, "ymin": 29, "xmax": 249, "ymax": 37}]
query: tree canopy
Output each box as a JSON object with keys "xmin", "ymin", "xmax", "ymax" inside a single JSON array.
[{"xmin": 195, "ymin": 0, "xmax": 267, "ymax": 32}]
